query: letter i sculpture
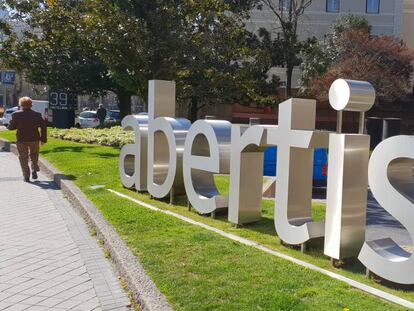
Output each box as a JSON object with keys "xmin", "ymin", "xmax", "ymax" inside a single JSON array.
[{"xmin": 324, "ymin": 79, "xmax": 375, "ymax": 263}]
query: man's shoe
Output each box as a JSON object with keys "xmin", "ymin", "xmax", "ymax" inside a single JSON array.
[
  {"xmin": 32, "ymin": 172, "xmax": 38, "ymax": 180},
  {"xmin": 24, "ymin": 177, "xmax": 30, "ymax": 183}
]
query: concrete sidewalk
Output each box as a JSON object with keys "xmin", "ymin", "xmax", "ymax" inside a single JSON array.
[{"xmin": 0, "ymin": 151, "xmax": 131, "ymax": 311}]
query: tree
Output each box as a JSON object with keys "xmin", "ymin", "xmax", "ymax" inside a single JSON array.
[
  {"xmin": 257, "ymin": 0, "xmax": 312, "ymax": 97},
  {"xmin": 2, "ymin": 0, "xmax": 281, "ymax": 120},
  {"xmin": 300, "ymin": 13, "xmax": 372, "ymax": 88},
  {"xmin": 87, "ymin": 0, "xmax": 279, "ymax": 121},
  {"xmin": 0, "ymin": 0, "xmax": 132, "ymax": 117},
  {"xmin": 84, "ymin": 0, "xmax": 183, "ymax": 102},
  {"xmin": 175, "ymin": 0, "xmax": 280, "ymax": 121},
  {"xmin": 307, "ymin": 30, "xmax": 414, "ymax": 104}
]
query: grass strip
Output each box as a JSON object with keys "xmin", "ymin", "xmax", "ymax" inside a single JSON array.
[{"xmin": 0, "ymin": 130, "xmax": 410, "ymax": 310}]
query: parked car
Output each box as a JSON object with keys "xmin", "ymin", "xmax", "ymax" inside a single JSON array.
[
  {"xmin": 263, "ymin": 147, "xmax": 328, "ymax": 187},
  {"xmin": 0, "ymin": 117, "xmax": 4, "ymax": 126},
  {"xmin": 2, "ymin": 100, "xmax": 49, "ymax": 127},
  {"xmin": 3, "ymin": 107, "xmax": 19, "ymax": 127},
  {"xmin": 32, "ymin": 100, "xmax": 49, "ymax": 123},
  {"xmin": 75, "ymin": 111, "xmax": 100, "ymax": 128},
  {"xmin": 106, "ymin": 110, "xmax": 121, "ymax": 123}
]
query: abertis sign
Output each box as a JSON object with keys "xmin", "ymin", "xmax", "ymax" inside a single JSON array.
[{"xmin": 119, "ymin": 79, "xmax": 414, "ymax": 286}]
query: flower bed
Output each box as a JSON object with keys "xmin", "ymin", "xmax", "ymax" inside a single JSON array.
[{"xmin": 50, "ymin": 127, "xmax": 134, "ymax": 147}]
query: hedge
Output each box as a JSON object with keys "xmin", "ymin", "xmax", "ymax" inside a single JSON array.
[{"xmin": 50, "ymin": 127, "xmax": 134, "ymax": 147}]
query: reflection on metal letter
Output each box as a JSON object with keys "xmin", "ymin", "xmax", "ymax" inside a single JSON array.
[
  {"xmin": 324, "ymin": 134, "xmax": 370, "ymax": 259},
  {"xmin": 119, "ymin": 115, "xmax": 149, "ymax": 191},
  {"xmin": 147, "ymin": 80, "xmax": 190, "ymax": 198},
  {"xmin": 324, "ymin": 79, "xmax": 373, "ymax": 260},
  {"xmin": 183, "ymin": 120, "xmax": 231, "ymax": 214},
  {"xmin": 228, "ymin": 125, "xmax": 272, "ymax": 224},
  {"xmin": 268, "ymin": 98, "xmax": 328, "ymax": 245},
  {"xmin": 359, "ymin": 136, "xmax": 414, "ymax": 285}
]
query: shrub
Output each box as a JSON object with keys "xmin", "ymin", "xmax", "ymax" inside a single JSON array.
[{"xmin": 50, "ymin": 126, "xmax": 134, "ymax": 147}]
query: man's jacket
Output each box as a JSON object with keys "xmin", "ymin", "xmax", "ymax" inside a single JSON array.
[{"xmin": 8, "ymin": 109, "xmax": 47, "ymax": 143}]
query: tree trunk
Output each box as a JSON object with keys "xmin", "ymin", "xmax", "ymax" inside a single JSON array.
[
  {"xmin": 189, "ymin": 97, "xmax": 199, "ymax": 122},
  {"xmin": 116, "ymin": 89, "xmax": 132, "ymax": 119},
  {"xmin": 286, "ymin": 65, "xmax": 294, "ymax": 97}
]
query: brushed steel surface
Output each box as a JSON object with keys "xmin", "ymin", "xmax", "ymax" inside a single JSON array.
[
  {"xmin": 148, "ymin": 117, "xmax": 191, "ymax": 199},
  {"xmin": 148, "ymin": 80, "xmax": 176, "ymax": 119},
  {"xmin": 329, "ymin": 79, "xmax": 375, "ymax": 112},
  {"xmin": 183, "ymin": 120, "xmax": 232, "ymax": 214},
  {"xmin": 268, "ymin": 98, "xmax": 329, "ymax": 245},
  {"xmin": 119, "ymin": 115, "xmax": 149, "ymax": 191},
  {"xmin": 228, "ymin": 125, "xmax": 275, "ymax": 224},
  {"xmin": 359, "ymin": 136, "xmax": 414, "ymax": 284},
  {"xmin": 147, "ymin": 80, "xmax": 191, "ymax": 199},
  {"xmin": 324, "ymin": 134, "xmax": 370, "ymax": 260}
]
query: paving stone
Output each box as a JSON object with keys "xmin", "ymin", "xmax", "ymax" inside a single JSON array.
[
  {"xmin": 2, "ymin": 303, "xmax": 30, "ymax": 311},
  {"xmin": 0, "ymin": 152, "xmax": 130, "ymax": 311}
]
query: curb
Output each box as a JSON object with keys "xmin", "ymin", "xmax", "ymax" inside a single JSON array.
[{"xmin": 0, "ymin": 138, "xmax": 173, "ymax": 311}]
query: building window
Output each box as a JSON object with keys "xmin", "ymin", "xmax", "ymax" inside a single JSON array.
[
  {"xmin": 366, "ymin": 0, "xmax": 380, "ymax": 14},
  {"xmin": 326, "ymin": 0, "xmax": 340, "ymax": 13},
  {"xmin": 279, "ymin": 0, "xmax": 291, "ymax": 11}
]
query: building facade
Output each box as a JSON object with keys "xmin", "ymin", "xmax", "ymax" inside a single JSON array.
[
  {"xmin": 403, "ymin": 0, "xmax": 414, "ymax": 48},
  {"xmin": 247, "ymin": 0, "xmax": 407, "ymax": 88},
  {"xmin": 247, "ymin": 0, "xmax": 404, "ymax": 40}
]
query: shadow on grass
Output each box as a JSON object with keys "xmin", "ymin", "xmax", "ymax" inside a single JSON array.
[
  {"xmin": 41, "ymin": 146, "xmax": 119, "ymax": 159},
  {"xmin": 171, "ymin": 196, "xmax": 287, "ymax": 239},
  {"xmin": 124, "ymin": 188, "xmax": 414, "ymax": 291},
  {"xmin": 143, "ymin": 193, "xmax": 374, "ymax": 278}
]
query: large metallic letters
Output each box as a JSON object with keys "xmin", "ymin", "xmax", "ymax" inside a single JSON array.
[
  {"xmin": 183, "ymin": 120, "xmax": 232, "ymax": 214},
  {"xmin": 268, "ymin": 99, "xmax": 329, "ymax": 245},
  {"xmin": 324, "ymin": 80, "xmax": 375, "ymax": 260},
  {"xmin": 228, "ymin": 125, "xmax": 273, "ymax": 224},
  {"xmin": 147, "ymin": 80, "xmax": 190, "ymax": 198},
  {"xmin": 359, "ymin": 136, "xmax": 414, "ymax": 284},
  {"xmin": 119, "ymin": 115, "xmax": 149, "ymax": 191},
  {"xmin": 119, "ymin": 79, "xmax": 414, "ymax": 286}
]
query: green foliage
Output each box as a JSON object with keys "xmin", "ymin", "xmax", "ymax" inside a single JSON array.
[
  {"xmin": 2, "ymin": 0, "xmax": 281, "ymax": 121},
  {"xmin": 84, "ymin": 0, "xmax": 173, "ymax": 100},
  {"xmin": 300, "ymin": 13, "xmax": 373, "ymax": 88},
  {"xmin": 257, "ymin": 0, "xmax": 313, "ymax": 96},
  {"xmin": 331, "ymin": 13, "xmax": 372, "ymax": 37},
  {"xmin": 50, "ymin": 127, "xmax": 134, "ymax": 147},
  {"xmin": 301, "ymin": 13, "xmax": 414, "ymax": 103},
  {"xmin": 87, "ymin": 0, "xmax": 279, "ymax": 121},
  {"xmin": 0, "ymin": 1, "xmax": 113, "ymax": 94},
  {"xmin": 0, "ymin": 0, "xmax": 136, "ymax": 117},
  {"xmin": 300, "ymin": 37, "xmax": 331, "ymax": 89},
  {"xmin": 308, "ymin": 31, "xmax": 414, "ymax": 103}
]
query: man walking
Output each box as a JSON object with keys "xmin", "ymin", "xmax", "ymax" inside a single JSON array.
[
  {"xmin": 96, "ymin": 104, "xmax": 107, "ymax": 126},
  {"xmin": 8, "ymin": 97, "xmax": 47, "ymax": 182}
]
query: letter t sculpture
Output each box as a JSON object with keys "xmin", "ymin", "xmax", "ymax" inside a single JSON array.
[{"xmin": 268, "ymin": 98, "xmax": 329, "ymax": 246}]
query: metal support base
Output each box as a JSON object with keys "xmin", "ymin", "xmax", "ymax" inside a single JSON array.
[
  {"xmin": 331, "ymin": 258, "xmax": 342, "ymax": 268},
  {"xmin": 169, "ymin": 188, "xmax": 175, "ymax": 205},
  {"xmin": 211, "ymin": 211, "xmax": 216, "ymax": 219},
  {"xmin": 366, "ymin": 268, "xmax": 371, "ymax": 279},
  {"xmin": 187, "ymin": 199, "xmax": 192, "ymax": 211},
  {"xmin": 301, "ymin": 242, "xmax": 307, "ymax": 253}
]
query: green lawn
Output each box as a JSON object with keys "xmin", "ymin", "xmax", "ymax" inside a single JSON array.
[{"xmin": 0, "ymin": 130, "xmax": 410, "ymax": 310}]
